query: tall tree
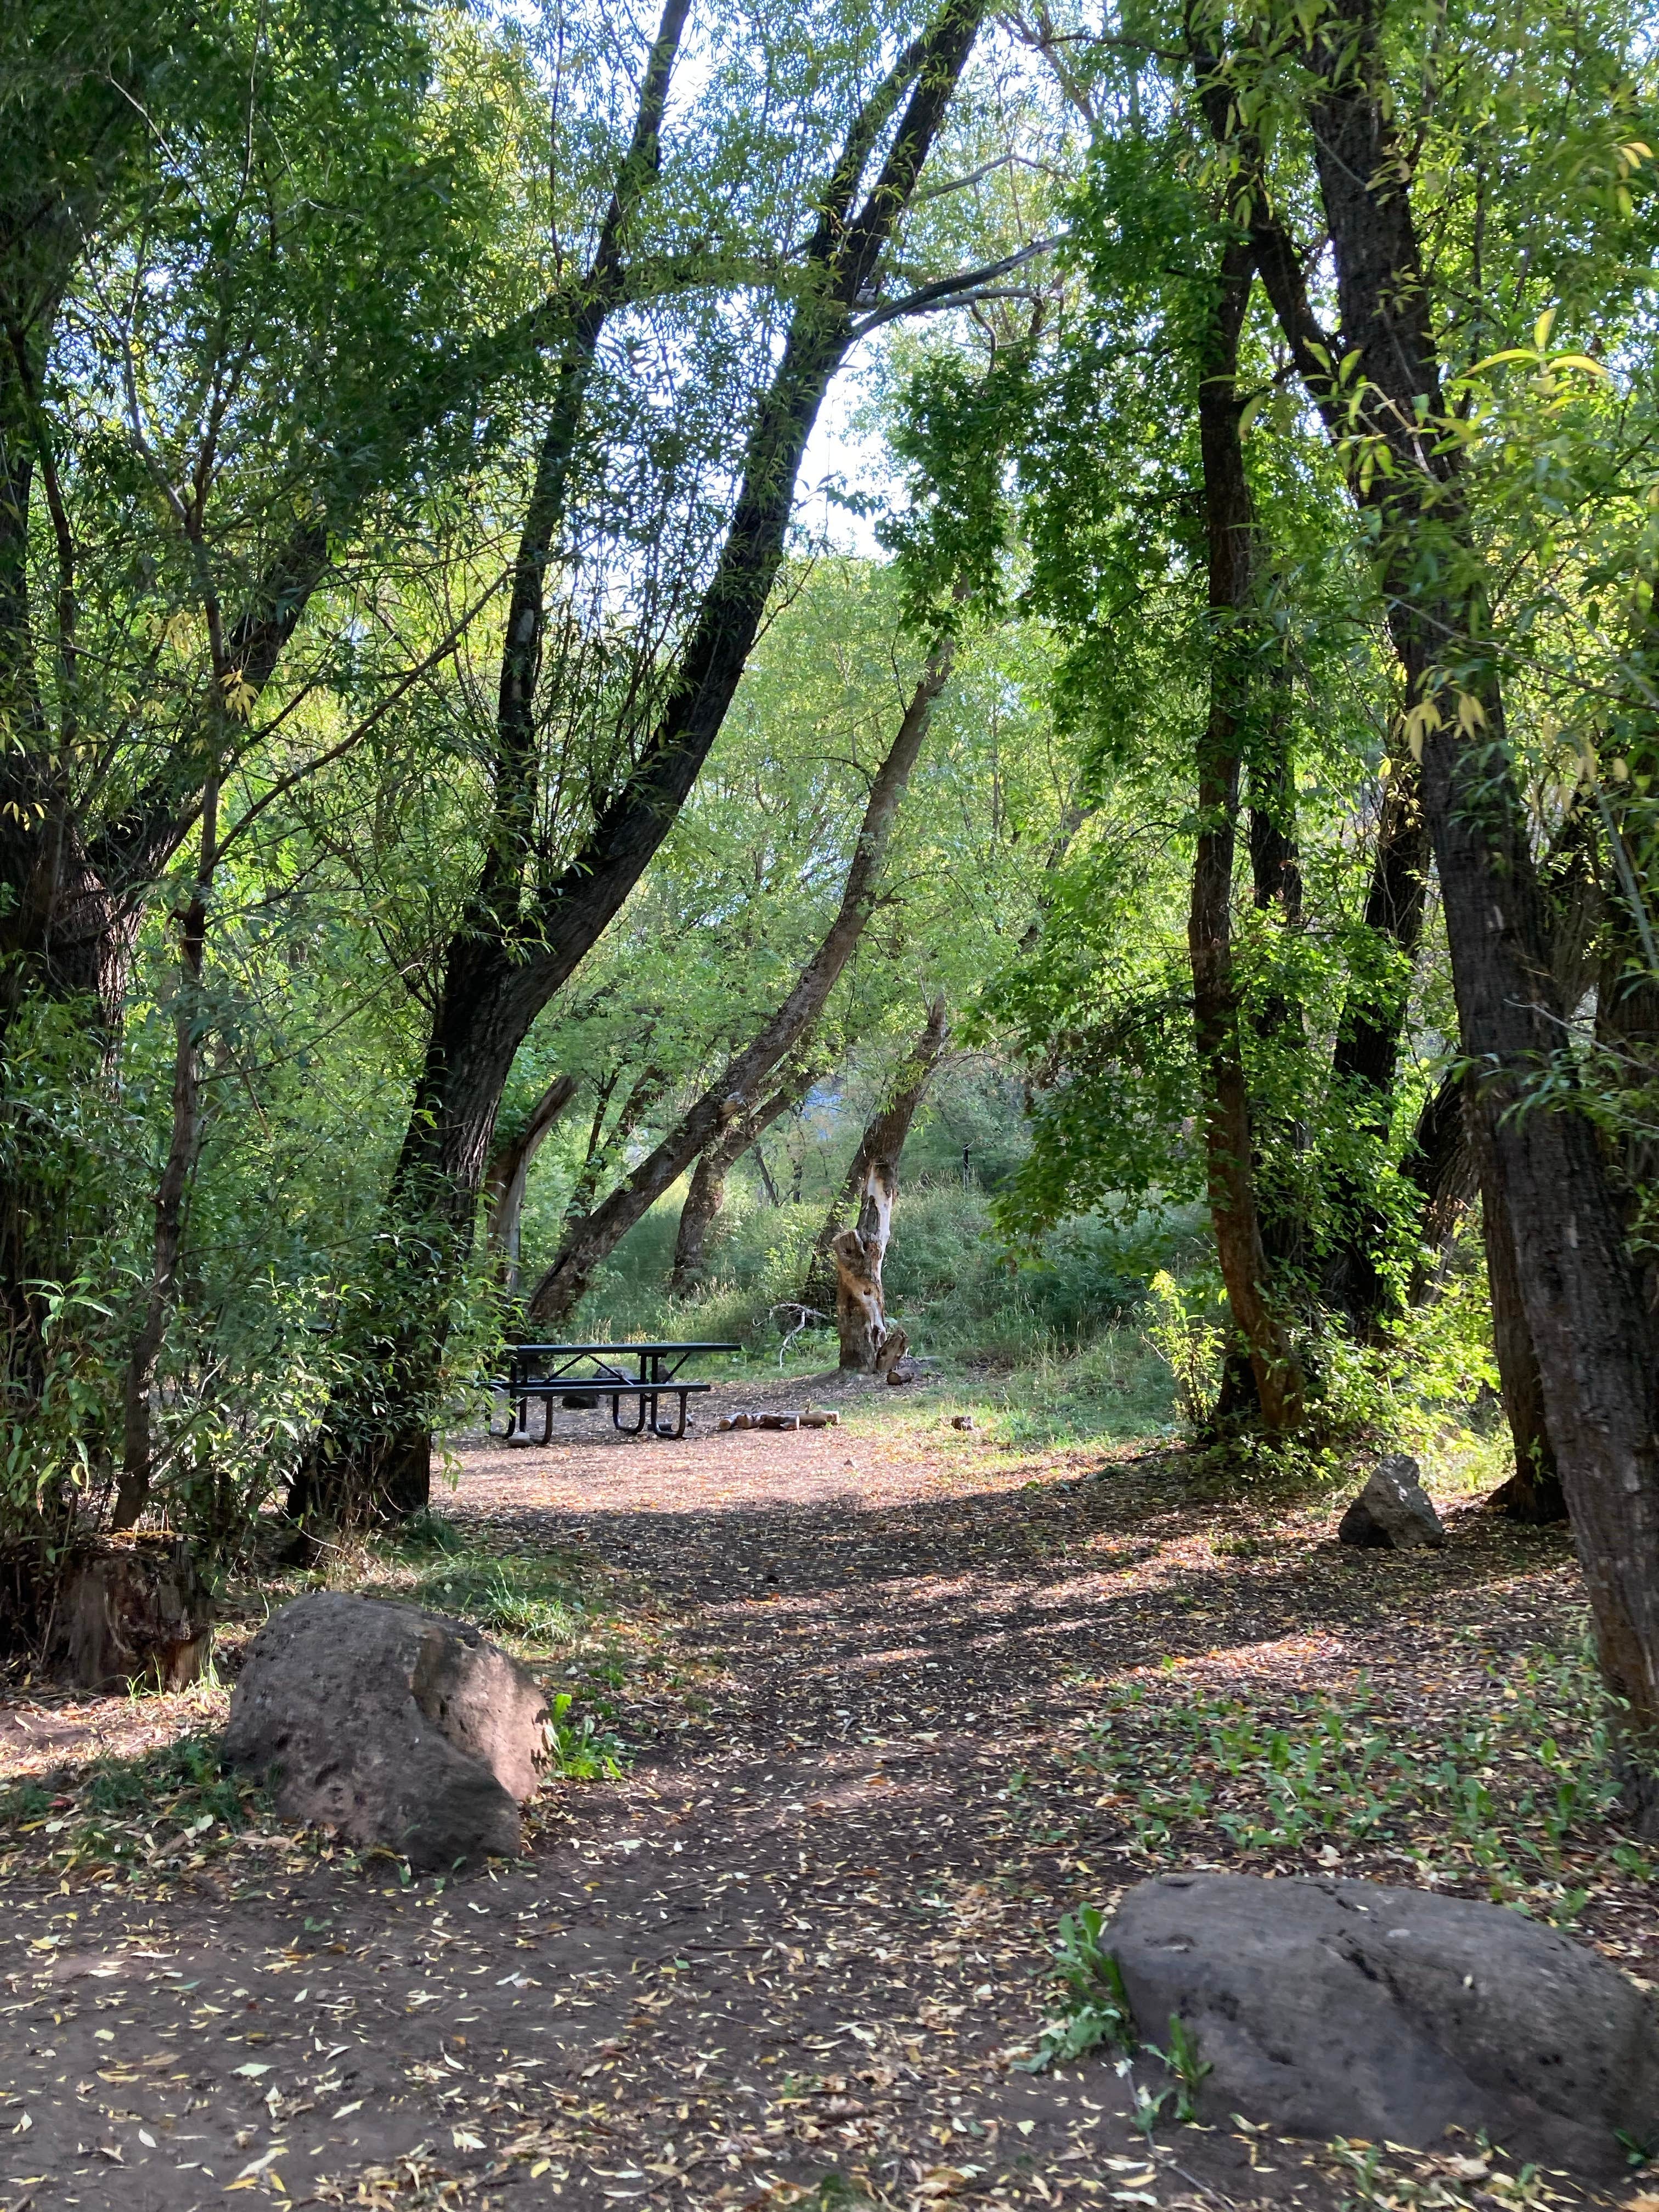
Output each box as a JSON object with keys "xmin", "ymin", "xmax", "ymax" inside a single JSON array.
[
  {"xmin": 1187, "ymin": 235, "xmax": 1305, "ymax": 1432},
  {"xmin": 1206, "ymin": 0, "xmax": 1659, "ymax": 1813}
]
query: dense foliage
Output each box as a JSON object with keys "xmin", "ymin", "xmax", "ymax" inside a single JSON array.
[{"xmin": 3, "ymin": 0, "xmax": 1658, "ymax": 1809}]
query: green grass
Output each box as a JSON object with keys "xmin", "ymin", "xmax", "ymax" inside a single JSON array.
[
  {"xmin": 0, "ymin": 1731, "xmax": 273, "ymax": 1880},
  {"xmin": 557, "ymin": 1181, "xmax": 1190, "ymax": 1369},
  {"xmin": 363, "ymin": 1515, "xmax": 590, "ymax": 1662},
  {"xmin": 1076, "ymin": 1629, "xmax": 1653, "ymax": 1920}
]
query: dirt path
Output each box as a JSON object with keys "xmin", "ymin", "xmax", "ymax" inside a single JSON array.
[{"xmin": 0, "ymin": 1380, "xmax": 1619, "ymax": 2210}]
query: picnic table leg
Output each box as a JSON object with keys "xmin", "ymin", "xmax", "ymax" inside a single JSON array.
[{"xmin": 612, "ymin": 1393, "xmax": 648, "ymax": 1436}]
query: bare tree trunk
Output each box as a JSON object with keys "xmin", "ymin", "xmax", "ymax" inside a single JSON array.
[
  {"xmin": 481, "ymin": 1073, "xmax": 578, "ymax": 1293},
  {"xmin": 1189, "ymin": 233, "xmax": 1305, "ymax": 1436},
  {"xmin": 670, "ymin": 1069, "xmax": 811, "ymax": 1295},
  {"xmin": 801, "ymin": 998, "xmax": 949, "ymax": 1310},
  {"xmin": 822, "ymin": 1000, "xmax": 947, "ymax": 1372},
  {"xmin": 525, "ymin": 650, "xmax": 954, "ymax": 1327},
  {"xmin": 831, "ymin": 1221, "xmax": 904, "ymax": 1373}
]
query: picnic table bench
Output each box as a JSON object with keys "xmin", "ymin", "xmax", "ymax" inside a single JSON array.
[{"xmin": 484, "ymin": 1340, "xmax": 740, "ymax": 1443}]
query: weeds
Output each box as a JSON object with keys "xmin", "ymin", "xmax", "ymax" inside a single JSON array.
[
  {"xmin": 0, "ymin": 1731, "xmax": 272, "ymax": 1881},
  {"xmin": 1143, "ymin": 2015, "xmax": 1212, "ymax": 2120},
  {"xmin": 545, "ymin": 1691, "xmax": 627, "ymax": 1779},
  {"xmin": 1014, "ymin": 1904, "xmax": 1135, "ymax": 2072},
  {"xmin": 1079, "ymin": 1630, "xmax": 1649, "ymax": 1917}
]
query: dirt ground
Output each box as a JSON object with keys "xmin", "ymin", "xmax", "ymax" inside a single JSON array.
[{"xmin": 0, "ymin": 1373, "xmax": 1638, "ymax": 2212}]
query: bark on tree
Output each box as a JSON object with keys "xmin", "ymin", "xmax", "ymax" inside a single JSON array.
[
  {"xmin": 670, "ymin": 1068, "xmax": 812, "ymax": 1296},
  {"xmin": 1215, "ymin": 0, "xmax": 1659, "ymax": 1813},
  {"xmin": 291, "ymin": 2, "xmax": 986, "ymax": 1523},
  {"xmin": 825, "ymin": 1003, "xmax": 945, "ymax": 1374},
  {"xmin": 831, "ymin": 1220, "xmax": 904, "ymax": 1374},
  {"xmin": 1475, "ymin": 1137, "xmax": 1567, "ymax": 1525},
  {"xmin": 1318, "ymin": 760, "xmax": 1433, "ymax": 1334},
  {"xmin": 1188, "ymin": 232, "xmax": 1306, "ymax": 1435},
  {"xmin": 1245, "ymin": 666, "xmax": 1314, "ymax": 1285},
  {"xmin": 525, "ymin": 649, "xmax": 955, "ymax": 1327},
  {"xmin": 481, "ymin": 1073, "xmax": 578, "ymax": 1294},
  {"xmin": 1402, "ymin": 1068, "xmax": 1478, "ymax": 1304},
  {"xmin": 800, "ymin": 998, "xmax": 950, "ymax": 1312},
  {"xmin": 111, "ymin": 807, "xmax": 215, "ymax": 1532}
]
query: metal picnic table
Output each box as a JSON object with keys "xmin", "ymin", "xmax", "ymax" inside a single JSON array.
[{"xmin": 485, "ymin": 1340, "xmax": 740, "ymax": 1443}]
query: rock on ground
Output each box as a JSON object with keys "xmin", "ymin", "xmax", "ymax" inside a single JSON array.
[
  {"xmin": 1339, "ymin": 1452, "xmax": 1446, "ymax": 1549},
  {"xmin": 1108, "ymin": 1871, "xmax": 1659, "ymax": 2179},
  {"xmin": 223, "ymin": 1592, "xmax": 548, "ymax": 1869}
]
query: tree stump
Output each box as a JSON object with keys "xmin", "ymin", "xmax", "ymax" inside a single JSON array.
[{"xmin": 49, "ymin": 1536, "xmax": 215, "ymax": 1692}]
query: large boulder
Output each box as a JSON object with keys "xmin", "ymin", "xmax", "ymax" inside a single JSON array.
[
  {"xmin": 1107, "ymin": 1872, "xmax": 1659, "ymax": 2179},
  {"xmin": 223, "ymin": 1593, "xmax": 548, "ymax": 1869},
  {"xmin": 1338, "ymin": 1452, "xmax": 1445, "ymax": 1549}
]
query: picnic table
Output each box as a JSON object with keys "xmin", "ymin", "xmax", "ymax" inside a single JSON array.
[{"xmin": 485, "ymin": 1340, "xmax": 740, "ymax": 1443}]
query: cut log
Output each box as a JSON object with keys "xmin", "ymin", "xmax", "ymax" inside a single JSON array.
[{"xmin": 48, "ymin": 1536, "xmax": 215, "ymax": 1692}]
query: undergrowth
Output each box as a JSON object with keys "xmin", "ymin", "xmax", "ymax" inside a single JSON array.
[
  {"xmin": 0, "ymin": 1730, "xmax": 272, "ymax": 1882},
  {"xmin": 1077, "ymin": 1629, "xmax": 1653, "ymax": 1922}
]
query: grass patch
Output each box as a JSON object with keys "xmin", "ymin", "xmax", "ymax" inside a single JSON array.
[
  {"xmin": 0, "ymin": 1731, "xmax": 273, "ymax": 1882},
  {"xmin": 363, "ymin": 1517, "xmax": 590, "ymax": 1663},
  {"xmin": 1076, "ymin": 1627, "xmax": 1652, "ymax": 1921}
]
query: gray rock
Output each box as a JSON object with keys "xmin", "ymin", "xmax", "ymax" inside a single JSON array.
[
  {"xmin": 223, "ymin": 1593, "xmax": 548, "ymax": 1869},
  {"xmin": 1107, "ymin": 1872, "xmax": 1659, "ymax": 2178},
  {"xmin": 1339, "ymin": 1452, "xmax": 1446, "ymax": 1548}
]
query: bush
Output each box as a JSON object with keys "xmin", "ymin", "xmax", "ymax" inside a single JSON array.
[{"xmin": 565, "ymin": 1178, "xmax": 1188, "ymax": 1368}]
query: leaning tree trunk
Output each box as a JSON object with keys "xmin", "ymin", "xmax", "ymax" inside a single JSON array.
[
  {"xmin": 291, "ymin": 0, "xmax": 985, "ymax": 1525},
  {"xmin": 481, "ymin": 1073, "xmax": 578, "ymax": 1294},
  {"xmin": 670, "ymin": 1068, "xmax": 811, "ymax": 1295},
  {"xmin": 823, "ymin": 1000, "xmax": 947, "ymax": 1373},
  {"xmin": 1221, "ymin": 0, "xmax": 1659, "ymax": 1814},
  {"xmin": 525, "ymin": 651, "xmax": 953, "ymax": 1328},
  {"xmin": 800, "ymin": 998, "xmax": 949, "ymax": 1312}
]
